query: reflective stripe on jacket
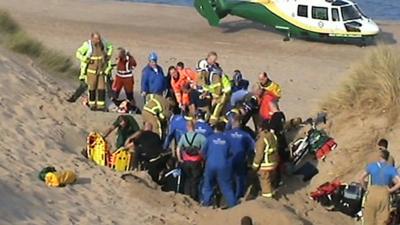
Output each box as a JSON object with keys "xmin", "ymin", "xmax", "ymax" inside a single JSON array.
[
  {"xmin": 253, "ymin": 130, "xmax": 278, "ymax": 170},
  {"xmin": 75, "ymin": 39, "xmax": 113, "ymax": 80}
]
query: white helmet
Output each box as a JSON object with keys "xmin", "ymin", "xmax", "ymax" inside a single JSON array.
[{"xmin": 196, "ymin": 59, "xmax": 208, "ymax": 72}]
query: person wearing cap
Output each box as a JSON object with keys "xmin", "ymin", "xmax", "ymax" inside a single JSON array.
[
  {"xmin": 252, "ymin": 120, "xmax": 279, "ymax": 198},
  {"xmin": 141, "ymin": 52, "xmax": 167, "ymax": 100},
  {"xmin": 194, "ymin": 110, "xmax": 213, "ymax": 137},
  {"xmin": 231, "ymin": 70, "xmax": 249, "ymax": 93},
  {"xmin": 73, "ymin": 32, "xmax": 113, "ymax": 110},
  {"xmin": 359, "ymin": 150, "xmax": 400, "ymax": 225}
]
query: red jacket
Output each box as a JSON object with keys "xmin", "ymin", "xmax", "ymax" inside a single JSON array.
[
  {"xmin": 116, "ymin": 55, "xmax": 137, "ymax": 77},
  {"xmin": 259, "ymin": 93, "xmax": 277, "ymax": 121}
]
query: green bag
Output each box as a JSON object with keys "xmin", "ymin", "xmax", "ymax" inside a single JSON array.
[
  {"xmin": 38, "ymin": 166, "xmax": 57, "ymax": 181},
  {"xmin": 309, "ymin": 130, "xmax": 331, "ymax": 153}
]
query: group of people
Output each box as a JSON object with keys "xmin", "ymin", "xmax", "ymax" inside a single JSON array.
[
  {"xmin": 71, "ymin": 32, "xmax": 287, "ymax": 208},
  {"xmin": 70, "ymin": 32, "xmax": 400, "ymax": 223}
]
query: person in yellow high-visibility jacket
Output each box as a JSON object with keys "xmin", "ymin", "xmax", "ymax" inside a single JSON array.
[
  {"xmin": 202, "ymin": 67, "xmax": 231, "ymax": 125},
  {"xmin": 252, "ymin": 120, "xmax": 279, "ymax": 198},
  {"xmin": 75, "ymin": 32, "xmax": 113, "ymax": 110},
  {"xmin": 142, "ymin": 94, "xmax": 173, "ymax": 139},
  {"xmin": 258, "ymin": 72, "xmax": 281, "ymax": 99}
]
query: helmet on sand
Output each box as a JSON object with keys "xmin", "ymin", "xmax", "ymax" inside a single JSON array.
[{"xmin": 148, "ymin": 52, "xmax": 158, "ymax": 62}]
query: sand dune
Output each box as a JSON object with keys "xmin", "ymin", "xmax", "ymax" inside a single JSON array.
[
  {"xmin": 0, "ymin": 1, "xmax": 400, "ymax": 224},
  {"xmin": 0, "ymin": 48, "xmax": 312, "ymax": 224}
]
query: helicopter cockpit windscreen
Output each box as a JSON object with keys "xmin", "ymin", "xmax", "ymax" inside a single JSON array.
[{"xmin": 341, "ymin": 5, "xmax": 362, "ymax": 21}]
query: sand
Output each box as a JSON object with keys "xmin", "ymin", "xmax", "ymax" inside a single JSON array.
[{"xmin": 0, "ymin": 0, "xmax": 399, "ymax": 224}]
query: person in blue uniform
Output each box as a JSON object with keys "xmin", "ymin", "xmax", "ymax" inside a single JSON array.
[
  {"xmin": 225, "ymin": 115, "xmax": 255, "ymax": 199},
  {"xmin": 359, "ymin": 150, "xmax": 400, "ymax": 225},
  {"xmin": 163, "ymin": 106, "xmax": 187, "ymax": 151},
  {"xmin": 201, "ymin": 122, "xmax": 237, "ymax": 208},
  {"xmin": 194, "ymin": 110, "xmax": 213, "ymax": 137}
]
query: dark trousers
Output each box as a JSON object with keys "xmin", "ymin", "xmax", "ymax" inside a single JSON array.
[{"xmin": 182, "ymin": 161, "xmax": 203, "ymax": 201}]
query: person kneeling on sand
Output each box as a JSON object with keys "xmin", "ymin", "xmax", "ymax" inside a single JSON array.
[
  {"xmin": 103, "ymin": 115, "xmax": 140, "ymax": 150},
  {"xmin": 127, "ymin": 122, "xmax": 166, "ymax": 183}
]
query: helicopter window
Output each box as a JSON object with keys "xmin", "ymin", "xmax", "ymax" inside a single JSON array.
[
  {"xmin": 332, "ymin": 8, "xmax": 340, "ymax": 21},
  {"xmin": 312, "ymin": 7, "xmax": 328, "ymax": 21},
  {"xmin": 341, "ymin": 5, "xmax": 362, "ymax": 21},
  {"xmin": 297, "ymin": 5, "xmax": 308, "ymax": 17}
]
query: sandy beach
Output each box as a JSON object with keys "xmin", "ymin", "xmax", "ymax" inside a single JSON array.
[{"xmin": 0, "ymin": 0, "xmax": 400, "ymax": 224}]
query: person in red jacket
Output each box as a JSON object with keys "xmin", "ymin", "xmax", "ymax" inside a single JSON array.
[{"xmin": 112, "ymin": 48, "xmax": 137, "ymax": 103}]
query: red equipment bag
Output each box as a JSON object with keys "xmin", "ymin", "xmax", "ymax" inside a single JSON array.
[
  {"xmin": 310, "ymin": 178, "xmax": 342, "ymax": 201},
  {"xmin": 315, "ymin": 138, "xmax": 337, "ymax": 160}
]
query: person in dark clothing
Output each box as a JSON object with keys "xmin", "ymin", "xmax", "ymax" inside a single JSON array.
[
  {"xmin": 103, "ymin": 115, "xmax": 140, "ymax": 149},
  {"xmin": 268, "ymin": 101, "xmax": 288, "ymax": 162},
  {"xmin": 165, "ymin": 66, "xmax": 175, "ymax": 100},
  {"xmin": 128, "ymin": 122, "xmax": 165, "ymax": 183},
  {"xmin": 231, "ymin": 70, "xmax": 250, "ymax": 93},
  {"xmin": 189, "ymin": 86, "xmax": 211, "ymax": 118}
]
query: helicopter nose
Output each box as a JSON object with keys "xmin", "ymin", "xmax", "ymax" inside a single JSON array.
[{"xmin": 364, "ymin": 19, "xmax": 380, "ymax": 35}]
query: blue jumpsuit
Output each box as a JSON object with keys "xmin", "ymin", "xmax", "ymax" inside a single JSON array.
[
  {"xmin": 225, "ymin": 128, "xmax": 255, "ymax": 198},
  {"xmin": 195, "ymin": 120, "xmax": 213, "ymax": 137},
  {"xmin": 202, "ymin": 133, "xmax": 237, "ymax": 208},
  {"xmin": 163, "ymin": 115, "xmax": 187, "ymax": 150}
]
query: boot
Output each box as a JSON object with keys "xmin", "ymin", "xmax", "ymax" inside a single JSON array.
[
  {"xmin": 88, "ymin": 90, "xmax": 97, "ymax": 111},
  {"xmin": 97, "ymin": 89, "xmax": 106, "ymax": 111},
  {"xmin": 67, "ymin": 81, "xmax": 88, "ymax": 103}
]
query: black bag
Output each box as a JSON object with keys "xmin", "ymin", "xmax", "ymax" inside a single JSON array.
[
  {"xmin": 334, "ymin": 183, "xmax": 364, "ymax": 218},
  {"xmin": 182, "ymin": 133, "xmax": 201, "ymax": 156}
]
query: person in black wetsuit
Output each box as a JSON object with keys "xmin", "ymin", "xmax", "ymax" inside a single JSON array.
[{"xmin": 128, "ymin": 122, "xmax": 166, "ymax": 183}]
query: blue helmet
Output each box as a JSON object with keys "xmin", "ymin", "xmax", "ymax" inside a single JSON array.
[{"xmin": 148, "ymin": 52, "xmax": 158, "ymax": 62}]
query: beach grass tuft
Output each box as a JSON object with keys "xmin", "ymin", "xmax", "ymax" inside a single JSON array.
[
  {"xmin": 321, "ymin": 47, "xmax": 400, "ymax": 120},
  {"xmin": 0, "ymin": 10, "xmax": 77, "ymax": 77}
]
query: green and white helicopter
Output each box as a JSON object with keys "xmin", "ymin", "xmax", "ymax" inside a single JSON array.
[{"xmin": 194, "ymin": 0, "xmax": 380, "ymax": 44}]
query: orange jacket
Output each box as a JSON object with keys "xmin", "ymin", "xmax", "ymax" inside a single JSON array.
[
  {"xmin": 177, "ymin": 68, "xmax": 198, "ymax": 86},
  {"xmin": 171, "ymin": 74, "xmax": 189, "ymax": 106}
]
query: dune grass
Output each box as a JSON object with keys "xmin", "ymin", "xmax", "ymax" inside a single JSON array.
[
  {"xmin": 0, "ymin": 10, "xmax": 77, "ymax": 76},
  {"xmin": 322, "ymin": 47, "xmax": 400, "ymax": 120}
]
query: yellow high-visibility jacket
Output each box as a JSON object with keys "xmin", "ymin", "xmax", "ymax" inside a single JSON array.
[{"xmin": 75, "ymin": 39, "xmax": 113, "ymax": 81}]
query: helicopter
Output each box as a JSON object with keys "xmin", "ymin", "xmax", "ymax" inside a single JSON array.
[{"xmin": 194, "ymin": 0, "xmax": 380, "ymax": 44}]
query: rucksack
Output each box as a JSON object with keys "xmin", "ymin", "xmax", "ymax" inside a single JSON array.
[
  {"xmin": 182, "ymin": 133, "xmax": 201, "ymax": 156},
  {"xmin": 334, "ymin": 183, "xmax": 364, "ymax": 218}
]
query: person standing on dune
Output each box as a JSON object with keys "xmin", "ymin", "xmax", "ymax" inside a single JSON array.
[
  {"xmin": 74, "ymin": 32, "xmax": 113, "ymax": 110},
  {"xmin": 141, "ymin": 52, "xmax": 167, "ymax": 102},
  {"xmin": 359, "ymin": 150, "xmax": 400, "ymax": 225}
]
